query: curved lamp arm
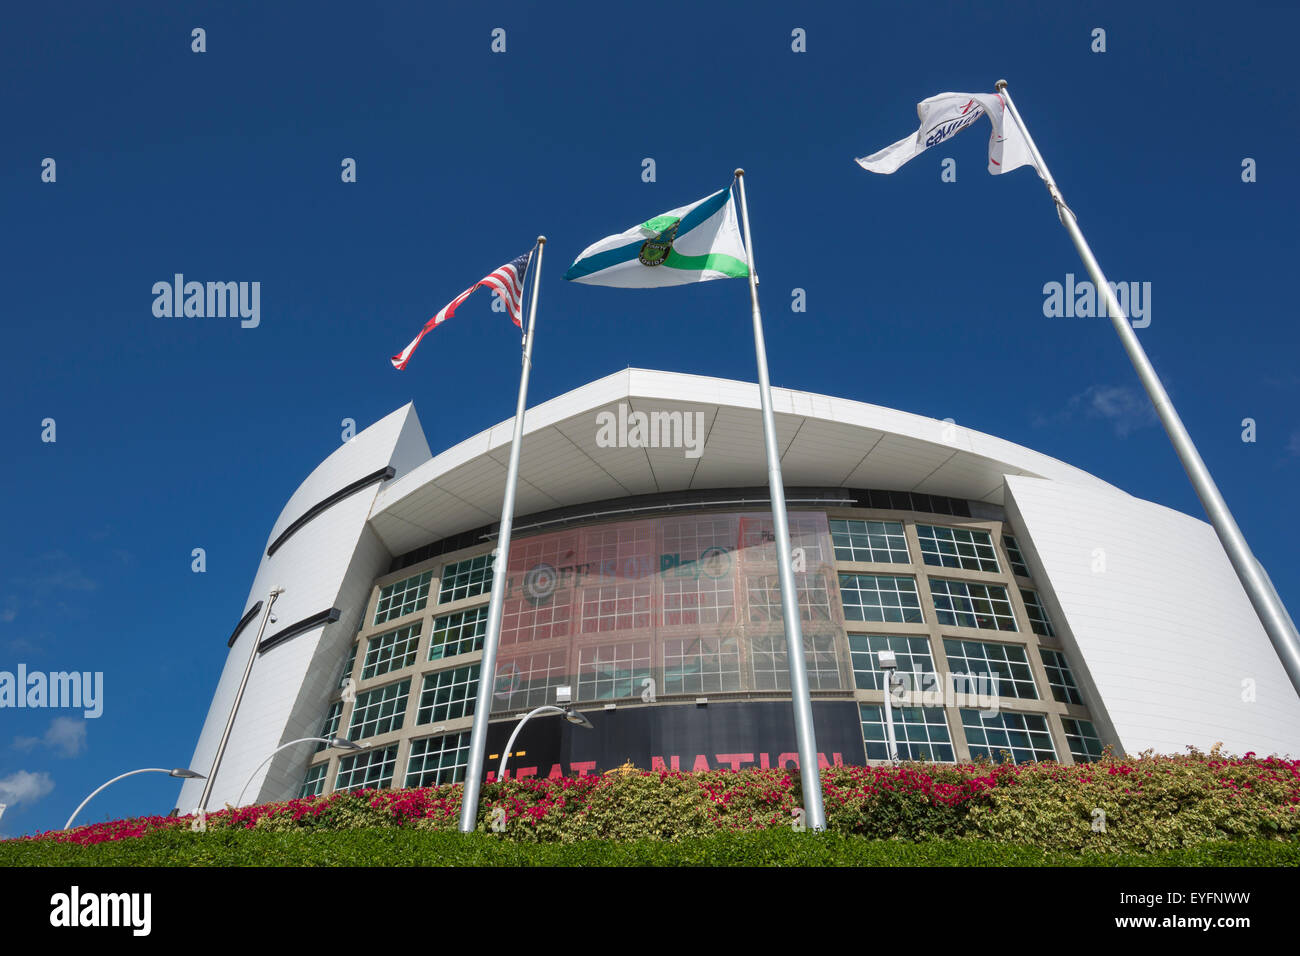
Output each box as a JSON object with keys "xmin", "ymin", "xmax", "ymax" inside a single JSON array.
[
  {"xmin": 497, "ymin": 706, "xmax": 566, "ymax": 781},
  {"xmin": 65, "ymin": 767, "xmax": 203, "ymax": 831},
  {"xmin": 235, "ymin": 737, "xmax": 361, "ymax": 808}
]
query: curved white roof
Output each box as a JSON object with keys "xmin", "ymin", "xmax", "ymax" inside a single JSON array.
[{"xmin": 368, "ymin": 368, "xmax": 1119, "ymax": 555}]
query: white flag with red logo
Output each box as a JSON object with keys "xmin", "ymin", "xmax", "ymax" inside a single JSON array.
[{"xmin": 856, "ymin": 91, "xmax": 1041, "ymax": 177}]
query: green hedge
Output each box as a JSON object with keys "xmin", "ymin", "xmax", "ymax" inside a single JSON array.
[
  {"xmin": 12, "ymin": 749, "xmax": 1300, "ymax": 857},
  {"xmin": 4, "ymin": 827, "xmax": 1299, "ymax": 868}
]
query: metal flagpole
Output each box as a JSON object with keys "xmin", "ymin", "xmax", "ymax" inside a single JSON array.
[
  {"xmin": 198, "ymin": 585, "xmax": 283, "ymax": 814},
  {"xmin": 995, "ymin": 80, "xmax": 1300, "ymax": 697},
  {"xmin": 733, "ymin": 169, "xmax": 827, "ymax": 831},
  {"xmin": 459, "ymin": 236, "xmax": 546, "ymax": 833}
]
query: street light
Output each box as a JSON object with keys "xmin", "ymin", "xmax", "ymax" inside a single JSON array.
[
  {"xmin": 497, "ymin": 687, "xmax": 593, "ymax": 782},
  {"xmin": 198, "ymin": 585, "xmax": 284, "ymax": 815},
  {"xmin": 877, "ymin": 650, "xmax": 902, "ymax": 765},
  {"xmin": 65, "ymin": 767, "xmax": 206, "ymax": 831},
  {"xmin": 235, "ymin": 736, "xmax": 363, "ymax": 808}
]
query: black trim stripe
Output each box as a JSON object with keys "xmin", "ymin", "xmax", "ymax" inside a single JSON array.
[
  {"xmin": 227, "ymin": 601, "xmax": 264, "ymax": 648},
  {"xmin": 258, "ymin": 608, "xmax": 341, "ymax": 653},
  {"xmin": 266, "ymin": 465, "xmax": 396, "ymax": 558}
]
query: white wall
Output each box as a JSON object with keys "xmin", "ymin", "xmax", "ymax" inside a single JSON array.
[{"xmin": 1006, "ymin": 475, "xmax": 1300, "ymax": 757}]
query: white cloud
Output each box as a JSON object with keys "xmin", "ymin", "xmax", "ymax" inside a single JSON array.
[
  {"xmin": 1066, "ymin": 384, "xmax": 1159, "ymax": 437},
  {"xmin": 0, "ymin": 770, "xmax": 55, "ymax": 807},
  {"xmin": 14, "ymin": 716, "xmax": 87, "ymax": 758}
]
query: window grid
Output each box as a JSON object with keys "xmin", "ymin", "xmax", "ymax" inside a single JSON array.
[
  {"xmin": 405, "ymin": 732, "xmax": 471, "ymax": 787},
  {"xmin": 849, "ymin": 634, "xmax": 936, "ymax": 692},
  {"xmin": 438, "ymin": 555, "xmax": 493, "ymax": 604},
  {"xmin": 416, "ymin": 665, "xmax": 479, "ymax": 725},
  {"xmin": 577, "ymin": 642, "xmax": 652, "ymax": 700},
  {"xmin": 374, "ymin": 571, "xmax": 433, "ymax": 625},
  {"xmin": 362, "ymin": 623, "xmax": 422, "ymax": 680},
  {"xmin": 492, "ymin": 651, "xmax": 567, "ymax": 712},
  {"xmin": 915, "ymin": 524, "xmax": 1000, "ymax": 573},
  {"xmin": 960, "ymin": 709, "xmax": 1057, "ymax": 764},
  {"xmin": 339, "ymin": 643, "xmax": 358, "ymax": 688},
  {"xmin": 335, "ymin": 746, "xmax": 398, "ymax": 792},
  {"xmin": 315, "ymin": 700, "xmax": 343, "ymax": 753},
  {"xmin": 1020, "ymin": 589, "xmax": 1056, "ymax": 638},
  {"xmin": 838, "ymin": 574, "xmax": 924, "ymax": 624},
  {"xmin": 348, "ymin": 680, "xmax": 411, "ymax": 740},
  {"xmin": 751, "ymin": 632, "xmax": 842, "ymax": 691},
  {"xmin": 300, "ymin": 762, "xmax": 328, "ymax": 798},
  {"xmin": 930, "ymin": 578, "xmax": 1018, "ymax": 631},
  {"xmin": 1040, "ymin": 648, "xmax": 1083, "ymax": 705},
  {"xmin": 662, "ymin": 574, "xmax": 734, "ymax": 627},
  {"xmin": 662, "ymin": 636, "xmax": 742, "ymax": 694},
  {"xmin": 1003, "ymin": 534, "xmax": 1030, "ymax": 578},
  {"xmin": 1060, "ymin": 718, "xmax": 1105, "ymax": 763},
  {"xmin": 860, "ymin": 704, "xmax": 954, "ymax": 762},
  {"xmin": 580, "ymin": 581, "xmax": 653, "ymax": 633},
  {"xmin": 428, "ymin": 607, "xmax": 488, "ymax": 661},
  {"xmin": 943, "ymin": 638, "xmax": 1038, "ymax": 700},
  {"xmin": 829, "ymin": 519, "xmax": 910, "ymax": 564},
  {"xmin": 746, "ymin": 573, "xmax": 833, "ymax": 624}
]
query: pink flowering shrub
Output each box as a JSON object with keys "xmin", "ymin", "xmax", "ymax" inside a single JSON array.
[{"xmin": 14, "ymin": 747, "xmax": 1298, "ymax": 851}]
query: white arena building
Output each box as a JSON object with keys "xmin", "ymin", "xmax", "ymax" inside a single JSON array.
[{"xmin": 177, "ymin": 369, "xmax": 1300, "ymax": 810}]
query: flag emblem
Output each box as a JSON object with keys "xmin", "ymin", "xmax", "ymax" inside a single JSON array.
[{"xmin": 638, "ymin": 221, "xmax": 680, "ymax": 267}]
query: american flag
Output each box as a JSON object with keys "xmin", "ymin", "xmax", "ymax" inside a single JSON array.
[{"xmin": 391, "ymin": 250, "xmax": 532, "ymax": 370}]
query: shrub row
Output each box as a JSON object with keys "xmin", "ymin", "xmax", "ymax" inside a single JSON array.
[
  {"xmin": 5, "ymin": 827, "xmax": 1299, "ymax": 868},
  {"xmin": 10, "ymin": 748, "xmax": 1299, "ymax": 855}
]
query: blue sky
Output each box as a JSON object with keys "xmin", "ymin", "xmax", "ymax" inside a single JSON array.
[{"xmin": 1, "ymin": 1, "xmax": 1297, "ymax": 836}]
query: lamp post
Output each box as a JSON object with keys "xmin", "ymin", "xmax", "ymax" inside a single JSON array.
[
  {"xmin": 877, "ymin": 650, "xmax": 901, "ymax": 764},
  {"xmin": 497, "ymin": 687, "xmax": 593, "ymax": 782},
  {"xmin": 65, "ymin": 767, "xmax": 205, "ymax": 831},
  {"xmin": 235, "ymin": 736, "xmax": 363, "ymax": 808},
  {"xmin": 198, "ymin": 585, "xmax": 283, "ymax": 815}
]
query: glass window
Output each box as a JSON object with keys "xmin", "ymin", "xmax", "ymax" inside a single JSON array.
[
  {"xmin": 577, "ymin": 641, "xmax": 651, "ymax": 701},
  {"xmin": 663, "ymin": 636, "xmax": 741, "ymax": 695},
  {"xmin": 491, "ymin": 651, "xmax": 567, "ymax": 712},
  {"xmin": 943, "ymin": 638, "xmax": 1038, "ymax": 699},
  {"xmin": 747, "ymin": 573, "xmax": 833, "ymax": 624},
  {"xmin": 315, "ymin": 700, "xmax": 343, "ymax": 753},
  {"xmin": 829, "ymin": 519, "xmax": 910, "ymax": 564},
  {"xmin": 930, "ymin": 578, "xmax": 1018, "ymax": 631},
  {"xmin": 335, "ymin": 746, "xmax": 397, "ymax": 792},
  {"xmin": 1020, "ymin": 589, "xmax": 1055, "ymax": 638},
  {"xmin": 405, "ymin": 732, "xmax": 471, "ymax": 788},
  {"xmin": 838, "ymin": 574, "xmax": 924, "ymax": 624},
  {"xmin": 428, "ymin": 607, "xmax": 488, "ymax": 661},
  {"xmin": 915, "ymin": 525, "xmax": 1000, "ymax": 573},
  {"xmin": 751, "ymin": 631, "xmax": 842, "ymax": 691},
  {"xmin": 348, "ymin": 680, "xmax": 410, "ymax": 740},
  {"xmin": 1003, "ymin": 534, "xmax": 1030, "ymax": 578},
  {"xmin": 1060, "ymin": 718, "xmax": 1105, "ymax": 763},
  {"xmin": 374, "ymin": 571, "xmax": 433, "ymax": 625},
  {"xmin": 960, "ymin": 709, "xmax": 1057, "ymax": 763},
  {"xmin": 362, "ymin": 623, "xmax": 422, "ymax": 680},
  {"xmin": 438, "ymin": 554, "xmax": 494, "ymax": 604},
  {"xmin": 300, "ymin": 762, "xmax": 328, "ymax": 798},
  {"xmin": 849, "ymin": 634, "xmax": 936, "ymax": 691},
  {"xmin": 338, "ymin": 643, "xmax": 358, "ymax": 688},
  {"xmin": 1040, "ymin": 648, "xmax": 1083, "ymax": 705},
  {"xmin": 416, "ymin": 665, "xmax": 479, "ymax": 724},
  {"xmin": 860, "ymin": 704, "xmax": 954, "ymax": 762}
]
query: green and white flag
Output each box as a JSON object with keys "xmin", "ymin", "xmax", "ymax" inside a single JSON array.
[{"xmin": 564, "ymin": 186, "xmax": 750, "ymax": 288}]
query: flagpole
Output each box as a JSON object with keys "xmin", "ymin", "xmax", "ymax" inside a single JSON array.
[
  {"xmin": 995, "ymin": 80, "xmax": 1300, "ymax": 697},
  {"xmin": 733, "ymin": 169, "xmax": 827, "ymax": 831},
  {"xmin": 458, "ymin": 236, "xmax": 546, "ymax": 833}
]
